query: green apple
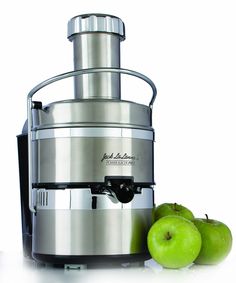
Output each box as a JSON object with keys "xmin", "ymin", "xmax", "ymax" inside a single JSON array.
[
  {"xmin": 154, "ymin": 202, "xmax": 194, "ymax": 221},
  {"xmin": 147, "ymin": 215, "xmax": 202, "ymax": 269},
  {"xmin": 193, "ymin": 215, "xmax": 232, "ymax": 265}
]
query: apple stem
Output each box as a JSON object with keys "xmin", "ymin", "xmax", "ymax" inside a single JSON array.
[
  {"xmin": 205, "ymin": 214, "xmax": 209, "ymax": 221},
  {"xmin": 173, "ymin": 203, "xmax": 177, "ymax": 211},
  {"xmin": 166, "ymin": 231, "xmax": 172, "ymax": 240}
]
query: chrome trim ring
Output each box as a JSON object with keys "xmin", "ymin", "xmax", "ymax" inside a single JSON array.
[
  {"xmin": 32, "ymin": 127, "xmax": 154, "ymax": 141},
  {"xmin": 33, "ymin": 188, "xmax": 154, "ymax": 210}
]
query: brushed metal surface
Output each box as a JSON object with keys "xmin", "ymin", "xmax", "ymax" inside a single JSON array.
[
  {"xmin": 33, "ymin": 208, "xmax": 153, "ymax": 255},
  {"xmin": 33, "ymin": 188, "xmax": 154, "ymax": 210},
  {"xmin": 32, "ymin": 127, "xmax": 154, "ymax": 141},
  {"xmin": 32, "ymin": 100, "xmax": 152, "ymax": 130},
  {"xmin": 32, "ymin": 137, "xmax": 154, "ymax": 184},
  {"xmin": 72, "ymin": 33, "xmax": 121, "ymax": 99}
]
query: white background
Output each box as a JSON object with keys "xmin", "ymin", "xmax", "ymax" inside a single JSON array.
[{"xmin": 0, "ymin": 0, "xmax": 236, "ymax": 282}]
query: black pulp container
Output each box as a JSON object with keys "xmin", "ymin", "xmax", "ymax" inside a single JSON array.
[{"xmin": 17, "ymin": 134, "xmax": 32, "ymax": 258}]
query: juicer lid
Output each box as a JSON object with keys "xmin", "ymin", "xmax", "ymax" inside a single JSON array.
[
  {"xmin": 67, "ymin": 13, "xmax": 125, "ymax": 40},
  {"xmin": 31, "ymin": 99, "xmax": 152, "ymax": 131}
]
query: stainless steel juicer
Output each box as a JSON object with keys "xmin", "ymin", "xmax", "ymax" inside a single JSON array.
[{"xmin": 17, "ymin": 13, "xmax": 157, "ymax": 266}]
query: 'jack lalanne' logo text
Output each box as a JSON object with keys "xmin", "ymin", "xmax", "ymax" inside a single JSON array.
[{"xmin": 101, "ymin": 153, "xmax": 137, "ymax": 166}]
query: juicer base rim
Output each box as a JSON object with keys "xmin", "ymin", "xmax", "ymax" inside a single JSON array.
[{"xmin": 32, "ymin": 252, "xmax": 151, "ymax": 266}]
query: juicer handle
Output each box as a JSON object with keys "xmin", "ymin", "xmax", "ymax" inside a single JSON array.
[{"xmin": 27, "ymin": 68, "xmax": 157, "ymax": 213}]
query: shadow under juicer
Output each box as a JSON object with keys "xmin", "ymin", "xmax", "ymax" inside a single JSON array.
[{"xmin": 17, "ymin": 13, "xmax": 157, "ymax": 265}]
